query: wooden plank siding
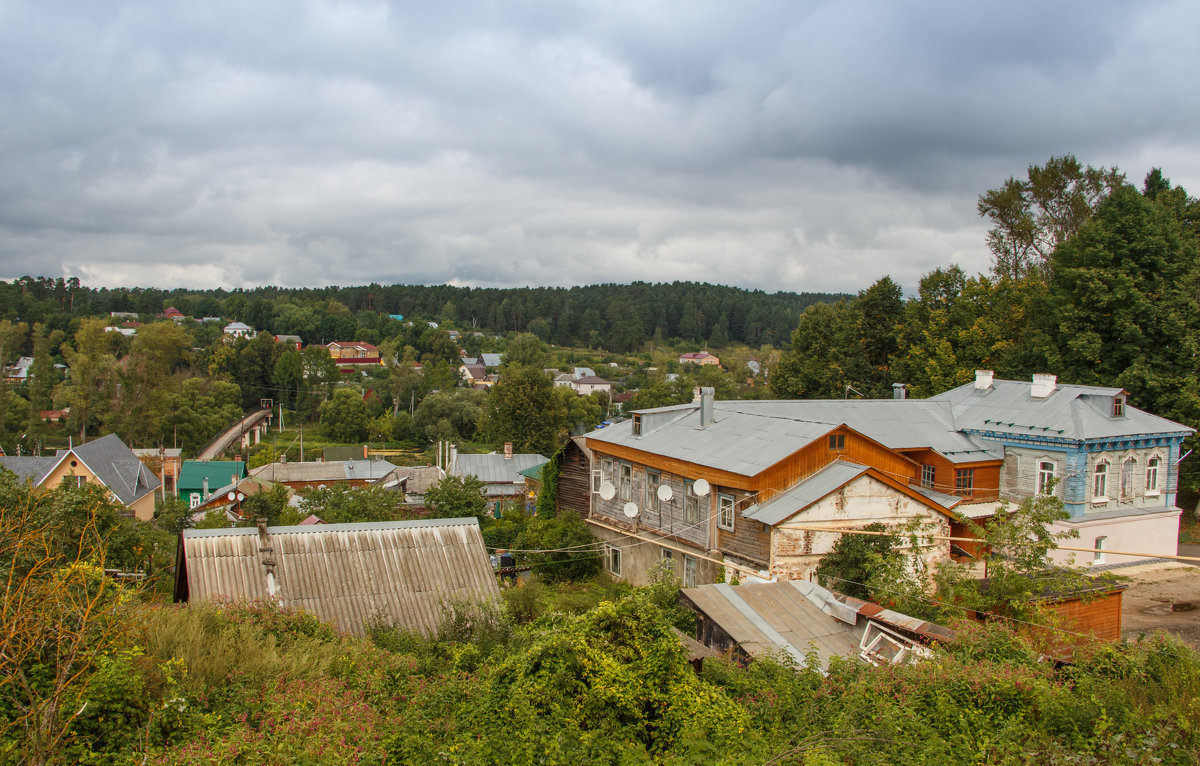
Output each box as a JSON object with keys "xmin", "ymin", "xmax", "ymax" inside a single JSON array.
[
  {"xmin": 556, "ymin": 438, "xmax": 592, "ymax": 518},
  {"xmin": 714, "ymin": 487, "xmax": 771, "ymax": 568},
  {"xmin": 753, "ymin": 428, "xmax": 920, "ymax": 499}
]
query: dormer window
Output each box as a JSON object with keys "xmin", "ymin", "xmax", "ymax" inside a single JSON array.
[
  {"xmin": 631, "ymin": 413, "xmax": 642, "ymax": 437},
  {"xmin": 1112, "ymin": 396, "xmax": 1125, "ymax": 418},
  {"xmin": 828, "ymin": 433, "xmax": 845, "ymax": 450}
]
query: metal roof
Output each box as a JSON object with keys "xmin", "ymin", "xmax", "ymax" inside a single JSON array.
[
  {"xmin": 681, "ymin": 580, "xmax": 867, "ymax": 671},
  {"xmin": 179, "ymin": 460, "xmax": 246, "ymax": 492},
  {"xmin": 931, "ymin": 379, "xmax": 1194, "ymax": 441},
  {"xmin": 177, "ymin": 518, "xmax": 500, "ymax": 635},
  {"xmin": 0, "ymin": 456, "xmax": 56, "ymax": 483},
  {"xmin": 453, "ymin": 453, "xmax": 548, "ymax": 484},
  {"xmin": 744, "ymin": 461, "xmax": 870, "ymax": 525},
  {"xmin": 250, "ymin": 459, "xmax": 398, "ymax": 484},
  {"xmin": 70, "ymin": 433, "xmax": 161, "ymax": 506}
]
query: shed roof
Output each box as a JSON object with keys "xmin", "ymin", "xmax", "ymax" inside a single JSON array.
[
  {"xmin": 175, "ymin": 518, "xmax": 500, "ymax": 635},
  {"xmin": 453, "ymin": 453, "xmax": 548, "ymax": 484},
  {"xmin": 250, "ymin": 459, "xmax": 398, "ymax": 484}
]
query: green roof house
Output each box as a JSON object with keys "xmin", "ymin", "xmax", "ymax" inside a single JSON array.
[{"xmin": 178, "ymin": 460, "xmax": 246, "ymax": 509}]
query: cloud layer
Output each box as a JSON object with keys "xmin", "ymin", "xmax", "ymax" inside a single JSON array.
[{"xmin": 1, "ymin": 1, "xmax": 1197, "ymax": 294}]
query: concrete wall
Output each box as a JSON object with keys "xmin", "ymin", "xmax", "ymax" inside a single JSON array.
[
  {"xmin": 770, "ymin": 474, "xmax": 951, "ymax": 582},
  {"xmin": 1049, "ymin": 508, "xmax": 1181, "ymax": 567}
]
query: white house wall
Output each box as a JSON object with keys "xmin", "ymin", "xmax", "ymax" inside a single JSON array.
[{"xmin": 770, "ymin": 474, "xmax": 951, "ymax": 582}]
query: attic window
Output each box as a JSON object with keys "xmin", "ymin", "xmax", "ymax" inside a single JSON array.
[
  {"xmin": 631, "ymin": 413, "xmax": 642, "ymax": 437},
  {"xmin": 1112, "ymin": 396, "xmax": 1125, "ymax": 418},
  {"xmin": 828, "ymin": 433, "xmax": 845, "ymax": 450}
]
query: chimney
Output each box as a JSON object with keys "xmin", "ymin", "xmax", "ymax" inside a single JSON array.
[
  {"xmin": 202, "ymin": 476, "xmax": 209, "ymax": 499},
  {"xmin": 257, "ymin": 517, "xmax": 270, "ymax": 545},
  {"xmin": 892, "ymin": 383, "xmax": 908, "ymax": 400},
  {"xmin": 1031, "ymin": 373, "xmax": 1057, "ymax": 399},
  {"xmin": 974, "ymin": 369, "xmax": 994, "ymax": 391},
  {"xmin": 692, "ymin": 386, "xmax": 702, "ymax": 403},
  {"xmin": 699, "ymin": 387, "xmax": 715, "ymax": 428},
  {"xmin": 504, "ymin": 442, "xmax": 513, "ymax": 460}
]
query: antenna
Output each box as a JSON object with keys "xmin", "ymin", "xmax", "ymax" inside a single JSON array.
[
  {"xmin": 623, "ymin": 502, "xmax": 639, "ymax": 518},
  {"xmin": 657, "ymin": 484, "xmax": 673, "ymax": 502},
  {"xmin": 693, "ymin": 478, "xmax": 711, "ymax": 497}
]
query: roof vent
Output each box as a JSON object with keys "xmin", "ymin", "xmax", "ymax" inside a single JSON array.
[
  {"xmin": 699, "ymin": 387, "xmax": 715, "ymax": 428},
  {"xmin": 974, "ymin": 369, "xmax": 994, "ymax": 391},
  {"xmin": 1031, "ymin": 373, "xmax": 1057, "ymax": 399}
]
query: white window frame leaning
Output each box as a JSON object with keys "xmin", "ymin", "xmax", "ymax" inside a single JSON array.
[
  {"xmin": 1145, "ymin": 456, "xmax": 1161, "ymax": 496},
  {"xmin": 605, "ymin": 543, "xmax": 622, "ymax": 576},
  {"xmin": 1093, "ymin": 461, "xmax": 1109, "ymax": 502},
  {"xmin": 1037, "ymin": 460, "xmax": 1056, "ymax": 495},
  {"xmin": 717, "ymin": 493, "xmax": 735, "ymax": 532}
]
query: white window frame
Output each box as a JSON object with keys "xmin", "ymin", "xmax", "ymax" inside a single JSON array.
[
  {"xmin": 1093, "ymin": 536, "xmax": 1107, "ymax": 565},
  {"xmin": 591, "ymin": 469, "xmax": 602, "ymax": 494},
  {"xmin": 717, "ymin": 493, "xmax": 735, "ymax": 532},
  {"xmin": 920, "ymin": 464, "xmax": 935, "ymax": 489},
  {"xmin": 1146, "ymin": 456, "xmax": 1161, "ymax": 496},
  {"xmin": 646, "ymin": 469, "xmax": 661, "ymax": 511},
  {"xmin": 684, "ymin": 555, "xmax": 697, "ymax": 588},
  {"xmin": 1037, "ymin": 460, "xmax": 1056, "ymax": 495},
  {"xmin": 1093, "ymin": 461, "xmax": 1109, "ymax": 502},
  {"xmin": 1120, "ymin": 457, "xmax": 1136, "ymax": 499},
  {"xmin": 618, "ymin": 462, "xmax": 633, "ymax": 502},
  {"xmin": 189, "ymin": 492, "xmax": 201, "ymax": 509},
  {"xmin": 661, "ymin": 546, "xmax": 674, "ymax": 562},
  {"xmin": 684, "ymin": 481, "xmax": 700, "ymax": 524},
  {"xmin": 604, "ymin": 543, "xmax": 622, "ymax": 576},
  {"xmin": 601, "ymin": 456, "xmax": 613, "ymax": 480}
]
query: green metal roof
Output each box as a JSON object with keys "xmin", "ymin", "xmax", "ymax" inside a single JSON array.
[{"xmin": 178, "ymin": 460, "xmax": 246, "ymax": 493}]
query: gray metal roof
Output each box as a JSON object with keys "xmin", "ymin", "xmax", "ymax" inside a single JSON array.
[
  {"xmin": 481, "ymin": 353, "xmax": 504, "ymax": 368},
  {"xmin": 453, "ymin": 453, "xmax": 547, "ymax": 484},
  {"xmin": 744, "ymin": 461, "xmax": 870, "ymax": 525},
  {"xmin": 588, "ymin": 399, "xmax": 992, "ymax": 476},
  {"xmin": 0, "ymin": 456, "xmax": 57, "ymax": 483},
  {"xmin": 177, "ymin": 518, "xmax": 500, "ymax": 635},
  {"xmin": 930, "ymin": 379, "xmax": 1193, "ymax": 441},
  {"xmin": 250, "ymin": 459, "xmax": 398, "ymax": 484},
  {"xmin": 72, "ymin": 433, "xmax": 161, "ymax": 506},
  {"xmin": 681, "ymin": 580, "xmax": 867, "ymax": 671}
]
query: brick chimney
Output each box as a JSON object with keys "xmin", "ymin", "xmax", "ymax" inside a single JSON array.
[
  {"xmin": 1031, "ymin": 373, "xmax": 1057, "ymax": 399},
  {"xmin": 975, "ymin": 369, "xmax": 994, "ymax": 391},
  {"xmin": 504, "ymin": 442, "xmax": 513, "ymax": 459}
]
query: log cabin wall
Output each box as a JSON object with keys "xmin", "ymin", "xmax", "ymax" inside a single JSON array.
[{"xmin": 556, "ymin": 438, "xmax": 593, "ymax": 518}]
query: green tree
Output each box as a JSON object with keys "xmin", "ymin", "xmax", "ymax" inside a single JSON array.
[
  {"xmin": 814, "ymin": 522, "xmax": 896, "ymax": 600},
  {"xmin": 481, "ymin": 366, "xmax": 562, "ymax": 454},
  {"xmin": 513, "ymin": 511, "xmax": 600, "ymax": 583},
  {"xmin": 503, "ymin": 332, "xmax": 549, "ymax": 369},
  {"xmin": 272, "ymin": 348, "xmax": 303, "ymax": 408},
  {"xmin": 319, "ymin": 388, "xmax": 370, "ymax": 443},
  {"xmin": 425, "ymin": 474, "xmax": 488, "ymax": 521},
  {"xmin": 412, "ymin": 389, "xmax": 484, "ymax": 443}
]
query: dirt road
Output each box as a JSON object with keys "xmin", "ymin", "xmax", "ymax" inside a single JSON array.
[{"xmin": 1120, "ymin": 565, "xmax": 1200, "ymax": 648}]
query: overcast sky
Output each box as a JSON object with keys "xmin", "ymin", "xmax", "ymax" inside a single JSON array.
[{"xmin": 1, "ymin": 1, "xmax": 1197, "ymax": 295}]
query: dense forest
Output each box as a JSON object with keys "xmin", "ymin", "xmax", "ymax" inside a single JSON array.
[{"xmin": 0, "ymin": 279, "xmax": 845, "ymax": 352}]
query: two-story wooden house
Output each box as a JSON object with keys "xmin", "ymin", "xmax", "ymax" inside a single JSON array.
[{"xmin": 577, "ymin": 372, "xmax": 1192, "ymax": 586}]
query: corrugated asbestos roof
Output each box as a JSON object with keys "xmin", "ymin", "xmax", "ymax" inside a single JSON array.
[
  {"xmin": 930, "ymin": 379, "xmax": 1194, "ymax": 441},
  {"xmin": 453, "ymin": 453, "xmax": 548, "ymax": 484},
  {"xmin": 177, "ymin": 518, "xmax": 500, "ymax": 636}
]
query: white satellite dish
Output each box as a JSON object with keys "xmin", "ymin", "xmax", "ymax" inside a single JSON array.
[
  {"xmin": 227, "ymin": 491, "xmax": 236, "ymax": 501},
  {"xmin": 623, "ymin": 502, "xmax": 639, "ymax": 518},
  {"xmin": 693, "ymin": 478, "xmax": 711, "ymax": 497},
  {"xmin": 236, "ymin": 492, "xmax": 245, "ymax": 502},
  {"xmin": 599, "ymin": 481, "xmax": 616, "ymax": 500},
  {"xmin": 657, "ymin": 484, "xmax": 673, "ymax": 502}
]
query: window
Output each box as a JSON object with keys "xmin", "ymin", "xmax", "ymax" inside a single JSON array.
[
  {"xmin": 604, "ymin": 543, "xmax": 622, "ymax": 576},
  {"xmin": 684, "ymin": 481, "xmax": 700, "ymax": 524},
  {"xmin": 1146, "ymin": 457, "xmax": 1160, "ymax": 495},
  {"xmin": 646, "ymin": 470, "xmax": 661, "ymax": 511},
  {"xmin": 591, "ymin": 469, "xmax": 602, "ymax": 493},
  {"xmin": 61, "ymin": 475, "xmax": 86, "ymax": 488},
  {"xmin": 921, "ymin": 465, "xmax": 935, "ymax": 489},
  {"xmin": 718, "ymin": 493, "xmax": 735, "ymax": 531},
  {"xmin": 189, "ymin": 492, "xmax": 201, "ymax": 509},
  {"xmin": 684, "ymin": 555, "xmax": 697, "ymax": 588},
  {"xmin": 955, "ymin": 468, "xmax": 974, "ymax": 497},
  {"xmin": 601, "ymin": 456, "xmax": 613, "ymax": 479},
  {"xmin": 1093, "ymin": 536, "xmax": 1107, "ymax": 565},
  {"xmin": 1037, "ymin": 461, "xmax": 1056, "ymax": 495},
  {"xmin": 1093, "ymin": 462, "xmax": 1108, "ymax": 500},
  {"xmin": 1112, "ymin": 396, "xmax": 1125, "ymax": 418},
  {"xmin": 1121, "ymin": 458, "xmax": 1136, "ymax": 498},
  {"xmin": 631, "ymin": 413, "xmax": 642, "ymax": 436},
  {"xmin": 618, "ymin": 462, "xmax": 633, "ymax": 501},
  {"xmin": 661, "ymin": 547, "xmax": 674, "ymax": 562},
  {"xmin": 828, "ymin": 433, "xmax": 845, "ymax": 450}
]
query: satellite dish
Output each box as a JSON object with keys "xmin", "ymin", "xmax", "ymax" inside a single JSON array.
[
  {"xmin": 599, "ymin": 481, "xmax": 616, "ymax": 500},
  {"xmin": 227, "ymin": 491, "xmax": 236, "ymax": 501},
  {"xmin": 236, "ymin": 492, "xmax": 245, "ymax": 502},
  {"xmin": 623, "ymin": 502, "xmax": 639, "ymax": 518},
  {"xmin": 693, "ymin": 478, "xmax": 711, "ymax": 497},
  {"xmin": 657, "ymin": 484, "xmax": 673, "ymax": 502}
]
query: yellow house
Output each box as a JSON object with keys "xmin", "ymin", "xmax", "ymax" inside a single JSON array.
[{"xmin": 0, "ymin": 433, "xmax": 161, "ymax": 520}]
